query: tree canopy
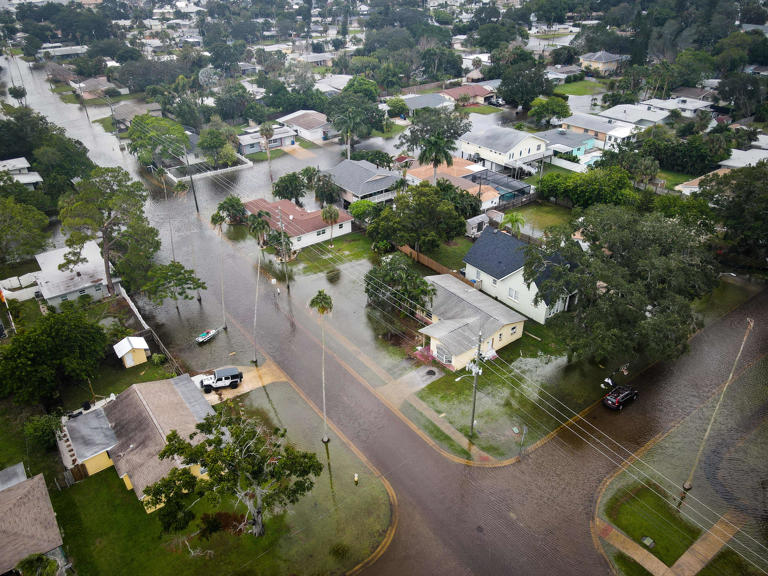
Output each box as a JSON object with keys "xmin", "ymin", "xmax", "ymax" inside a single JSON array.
[
  {"xmin": 364, "ymin": 253, "xmax": 436, "ymax": 317},
  {"xmin": 524, "ymin": 205, "xmax": 718, "ymax": 367},
  {"xmin": 127, "ymin": 115, "xmax": 190, "ymax": 167},
  {"xmin": 0, "ymin": 196, "xmax": 49, "ymax": 264}
]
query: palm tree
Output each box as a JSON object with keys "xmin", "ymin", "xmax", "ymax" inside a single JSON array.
[
  {"xmin": 333, "ymin": 108, "xmax": 364, "ymax": 160},
  {"xmin": 309, "ymin": 289, "xmax": 333, "ymax": 443},
  {"xmin": 501, "ymin": 211, "xmax": 525, "ymax": 237},
  {"xmin": 211, "ymin": 211, "xmax": 228, "ymax": 330},
  {"xmin": 156, "ymin": 167, "xmax": 176, "ymax": 262},
  {"xmin": 418, "ymin": 134, "xmax": 456, "ymax": 186},
  {"xmin": 300, "ymin": 166, "xmax": 319, "ymax": 197},
  {"xmin": 260, "ymin": 122, "xmax": 275, "ymax": 186},
  {"xmin": 247, "ymin": 210, "xmax": 271, "ymax": 245},
  {"xmin": 321, "ymin": 204, "xmax": 340, "ymax": 248}
]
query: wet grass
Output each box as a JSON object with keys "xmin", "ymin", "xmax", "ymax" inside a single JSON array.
[
  {"xmin": 92, "ymin": 116, "xmax": 115, "ymax": 132},
  {"xmin": 466, "ymin": 105, "xmax": 501, "ymax": 115},
  {"xmin": 293, "ymin": 232, "xmax": 375, "ymax": 275},
  {"xmin": 0, "ymin": 399, "xmax": 62, "ymax": 481},
  {"xmin": 297, "ymin": 137, "xmax": 319, "ymax": 149},
  {"xmin": 605, "ymin": 484, "xmax": 701, "ymax": 566},
  {"xmin": 523, "ymin": 164, "xmax": 572, "ymax": 186},
  {"xmin": 554, "ymin": 80, "xmax": 604, "ymax": 96},
  {"xmin": 512, "ymin": 202, "xmax": 572, "ymax": 235},
  {"xmin": 246, "ymin": 148, "xmax": 287, "ymax": 162},
  {"xmin": 51, "ymin": 381, "xmax": 391, "ymax": 576},
  {"xmin": 370, "ymin": 124, "xmax": 406, "ymax": 139},
  {"xmin": 699, "ymin": 548, "xmax": 766, "ymax": 576},
  {"xmin": 692, "ymin": 277, "xmax": 762, "ymax": 328},
  {"xmin": 658, "ymin": 169, "xmax": 694, "ymax": 190},
  {"xmin": 424, "ymin": 237, "xmax": 474, "ymax": 271},
  {"xmin": 613, "ymin": 551, "xmax": 654, "ymax": 576},
  {"xmin": 0, "ymin": 258, "xmax": 40, "ymax": 279},
  {"xmin": 400, "ymin": 401, "xmax": 471, "ymax": 459}
]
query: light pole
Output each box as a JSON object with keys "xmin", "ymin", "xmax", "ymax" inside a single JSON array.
[{"xmin": 455, "ymin": 331, "xmax": 483, "ymax": 437}]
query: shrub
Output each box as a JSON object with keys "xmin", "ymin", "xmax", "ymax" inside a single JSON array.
[
  {"xmin": 23, "ymin": 413, "xmax": 62, "ymax": 451},
  {"xmin": 150, "ymin": 353, "xmax": 166, "ymax": 366}
]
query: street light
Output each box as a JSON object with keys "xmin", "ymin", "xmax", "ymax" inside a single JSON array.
[{"xmin": 455, "ymin": 331, "xmax": 483, "ymax": 437}]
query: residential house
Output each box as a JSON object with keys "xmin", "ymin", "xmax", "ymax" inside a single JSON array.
[
  {"xmin": 57, "ymin": 375, "xmax": 214, "ymax": 506},
  {"xmin": 545, "ymin": 64, "xmax": 582, "ymax": 84},
  {"xmin": 598, "ymin": 104, "xmax": 669, "ymax": 128},
  {"xmin": 406, "ymin": 157, "xmax": 501, "ymax": 211},
  {"xmin": 461, "ymin": 169, "xmax": 532, "ymax": 208},
  {"xmin": 244, "ymin": 198, "xmax": 353, "ymax": 251},
  {"xmin": 238, "ymin": 61, "xmax": 261, "ymax": 75},
  {"xmin": 461, "ymin": 53, "xmax": 490, "ymax": 70},
  {"xmin": 418, "ymin": 274, "xmax": 526, "ymax": 370},
  {"xmin": 718, "ymin": 148, "xmax": 768, "ymax": 169},
  {"xmin": 559, "ymin": 113, "xmax": 635, "ymax": 149},
  {"xmin": 441, "ymin": 84, "xmax": 494, "ymax": 105},
  {"xmin": 673, "ymin": 168, "xmax": 730, "ymax": 195},
  {"xmin": 0, "ymin": 157, "xmax": 43, "ymax": 190},
  {"xmin": 466, "ymin": 213, "xmax": 489, "ymax": 238},
  {"xmin": 35, "ymin": 45, "xmax": 88, "ymax": 60},
  {"xmin": 112, "ymin": 100, "xmax": 162, "ymax": 132},
  {"xmin": 277, "ymin": 109, "xmax": 336, "ymax": 142},
  {"xmin": 237, "ymin": 125, "xmax": 296, "ymax": 155},
  {"xmin": 669, "ymin": 86, "xmax": 718, "ymax": 102},
  {"xmin": 240, "ymin": 79, "xmax": 266, "ymax": 99},
  {"xmin": 458, "ymin": 126, "xmax": 549, "ymax": 172},
  {"xmin": 297, "ymin": 52, "xmax": 334, "ymax": 67},
  {"xmin": 113, "ymin": 336, "xmax": 151, "ymax": 368},
  {"xmin": 463, "ymin": 228, "xmax": 575, "ymax": 324},
  {"xmin": 327, "ymin": 159, "xmax": 401, "ymax": 205},
  {"xmin": 34, "ymin": 240, "xmax": 114, "ymax": 308},
  {"xmin": 400, "ymin": 93, "xmax": 454, "ymax": 114},
  {"xmin": 69, "ymin": 75, "xmax": 123, "ymax": 99},
  {"xmin": 0, "ymin": 463, "xmax": 64, "ymax": 574},
  {"xmin": 640, "ymin": 97, "xmax": 712, "ymax": 118},
  {"xmin": 536, "ymin": 128, "xmax": 596, "ymax": 158},
  {"xmin": 314, "ymin": 74, "xmax": 353, "ymax": 96},
  {"xmin": 578, "ymin": 50, "xmax": 629, "ymax": 75}
]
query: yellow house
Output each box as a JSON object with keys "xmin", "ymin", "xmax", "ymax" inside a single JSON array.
[
  {"xmin": 418, "ymin": 275, "xmax": 526, "ymax": 371},
  {"xmin": 112, "ymin": 336, "xmax": 151, "ymax": 368},
  {"xmin": 58, "ymin": 375, "xmax": 214, "ymax": 511},
  {"xmin": 578, "ymin": 50, "xmax": 630, "ymax": 75}
]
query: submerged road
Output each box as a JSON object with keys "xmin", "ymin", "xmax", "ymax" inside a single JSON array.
[{"xmin": 5, "ymin": 56, "xmax": 767, "ymax": 573}]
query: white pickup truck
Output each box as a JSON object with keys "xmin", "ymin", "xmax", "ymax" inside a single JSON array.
[{"xmin": 191, "ymin": 366, "xmax": 244, "ymax": 393}]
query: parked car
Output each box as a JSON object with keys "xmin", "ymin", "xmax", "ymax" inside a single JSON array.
[
  {"xmin": 602, "ymin": 385, "xmax": 638, "ymax": 411},
  {"xmin": 192, "ymin": 366, "xmax": 244, "ymax": 393}
]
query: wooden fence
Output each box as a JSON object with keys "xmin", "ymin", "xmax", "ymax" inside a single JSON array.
[{"xmin": 397, "ymin": 246, "xmax": 474, "ymax": 286}]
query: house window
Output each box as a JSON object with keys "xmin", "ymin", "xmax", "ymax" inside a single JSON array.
[
  {"xmin": 296, "ymin": 236, "xmax": 302, "ymax": 242},
  {"xmin": 498, "ymin": 332, "xmax": 503, "ymax": 342},
  {"xmin": 338, "ymin": 223, "xmax": 343, "ymax": 229},
  {"xmin": 95, "ymin": 286, "xmax": 101, "ymax": 291},
  {"xmin": 510, "ymin": 326, "xmax": 517, "ymax": 335},
  {"xmin": 536, "ymin": 144, "xmax": 541, "ymax": 151},
  {"xmin": 475, "ymin": 269, "xmax": 481, "ymax": 280},
  {"xmin": 316, "ymin": 229, "xmax": 326, "ymax": 236},
  {"xmin": 492, "ymin": 278, "xmax": 497, "ymax": 286},
  {"xmin": 583, "ymin": 128, "xmax": 589, "ymax": 133},
  {"xmin": 518, "ymin": 150, "xmax": 522, "ymax": 157},
  {"xmin": 61, "ymin": 296, "xmax": 68, "ymax": 301},
  {"xmin": 78, "ymin": 289, "xmax": 86, "ymax": 295},
  {"xmin": 508, "ymin": 288, "xmax": 519, "ymax": 301}
]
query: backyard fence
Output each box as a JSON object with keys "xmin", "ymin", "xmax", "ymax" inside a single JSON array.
[{"xmin": 398, "ymin": 246, "xmax": 474, "ymax": 287}]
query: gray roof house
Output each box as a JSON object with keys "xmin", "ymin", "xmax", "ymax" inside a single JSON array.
[
  {"xmin": 327, "ymin": 159, "xmax": 401, "ymax": 205},
  {"xmin": 462, "ymin": 228, "xmax": 575, "ymax": 324},
  {"xmin": 58, "ymin": 375, "xmax": 215, "ymax": 502},
  {"xmin": 400, "ymin": 93, "xmax": 454, "ymax": 113},
  {"xmin": 536, "ymin": 128, "xmax": 596, "ymax": 156},
  {"xmin": 0, "ymin": 464, "xmax": 63, "ymax": 574},
  {"xmin": 418, "ymin": 274, "xmax": 526, "ymax": 370},
  {"xmin": 598, "ymin": 104, "xmax": 669, "ymax": 127},
  {"xmin": 458, "ymin": 126, "xmax": 549, "ymax": 172},
  {"xmin": 34, "ymin": 240, "xmax": 113, "ymax": 307}
]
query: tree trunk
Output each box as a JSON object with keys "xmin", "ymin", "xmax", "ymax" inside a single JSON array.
[
  {"xmin": 266, "ymin": 146, "xmax": 273, "ymax": 186},
  {"xmin": 432, "ymin": 164, "xmax": 438, "ymax": 186},
  {"xmin": 347, "ymin": 129, "xmax": 351, "ymax": 160},
  {"xmin": 102, "ymin": 236, "xmax": 115, "ymax": 295},
  {"xmin": 329, "ymin": 221, "xmax": 334, "ymax": 247}
]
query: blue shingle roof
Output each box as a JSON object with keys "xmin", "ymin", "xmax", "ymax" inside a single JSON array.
[{"xmin": 463, "ymin": 227, "xmax": 528, "ymax": 280}]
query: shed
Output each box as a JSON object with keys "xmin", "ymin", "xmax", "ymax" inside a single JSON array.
[
  {"xmin": 466, "ymin": 214, "xmax": 489, "ymax": 238},
  {"xmin": 113, "ymin": 336, "xmax": 151, "ymax": 368}
]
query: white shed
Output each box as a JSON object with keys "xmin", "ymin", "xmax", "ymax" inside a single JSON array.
[{"xmin": 113, "ymin": 336, "xmax": 150, "ymax": 368}]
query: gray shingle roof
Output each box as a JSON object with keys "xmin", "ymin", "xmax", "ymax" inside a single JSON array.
[
  {"xmin": 580, "ymin": 50, "xmax": 629, "ymax": 63},
  {"xmin": 463, "ymin": 227, "xmax": 528, "ymax": 280},
  {"xmin": 66, "ymin": 408, "xmax": 118, "ymax": 462},
  {"xmin": 401, "ymin": 93, "xmax": 452, "ymax": 111},
  {"xmin": 418, "ymin": 275, "xmax": 525, "ymax": 357},
  {"xmin": 459, "ymin": 126, "xmax": 540, "ymax": 154},
  {"xmin": 536, "ymin": 128, "xmax": 594, "ymax": 149},
  {"xmin": 327, "ymin": 159, "xmax": 399, "ymax": 198}
]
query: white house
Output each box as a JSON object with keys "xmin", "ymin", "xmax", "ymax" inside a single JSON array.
[
  {"xmin": 418, "ymin": 274, "xmax": 526, "ymax": 371},
  {"xmin": 559, "ymin": 113, "xmax": 635, "ymax": 149},
  {"xmin": 718, "ymin": 148, "xmax": 768, "ymax": 168},
  {"xmin": 34, "ymin": 241, "xmax": 114, "ymax": 308},
  {"xmin": 244, "ymin": 198, "xmax": 353, "ymax": 251},
  {"xmin": 598, "ymin": 104, "xmax": 669, "ymax": 128},
  {"xmin": 237, "ymin": 125, "xmax": 296, "ymax": 155},
  {"xmin": 462, "ymin": 228, "xmax": 575, "ymax": 324},
  {"xmin": 327, "ymin": 159, "xmax": 401, "ymax": 205},
  {"xmin": 458, "ymin": 126, "xmax": 550, "ymax": 172},
  {"xmin": 640, "ymin": 97, "xmax": 712, "ymax": 118},
  {"xmin": 277, "ymin": 109, "xmax": 336, "ymax": 142},
  {"xmin": 0, "ymin": 157, "xmax": 43, "ymax": 190}
]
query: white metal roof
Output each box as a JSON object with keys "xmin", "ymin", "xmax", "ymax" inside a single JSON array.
[{"xmin": 113, "ymin": 336, "xmax": 150, "ymax": 359}]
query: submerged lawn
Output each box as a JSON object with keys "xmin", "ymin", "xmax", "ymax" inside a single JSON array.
[{"xmin": 292, "ymin": 232, "xmax": 376, "ymax": 275}]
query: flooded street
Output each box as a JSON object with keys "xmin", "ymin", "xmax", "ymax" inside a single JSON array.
[{"xmin": 5, "ymin": 56, "xmax": 768, "ymax": 575}]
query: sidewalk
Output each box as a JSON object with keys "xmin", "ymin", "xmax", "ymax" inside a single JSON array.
[{"xmin": 595, "ymin": 512, "xmax": 744, "ymax": 576}]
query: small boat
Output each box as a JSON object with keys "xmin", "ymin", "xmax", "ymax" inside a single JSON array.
[{"xmin": 195, "ymin": 329, "xmax": 218, "ymax": 344}]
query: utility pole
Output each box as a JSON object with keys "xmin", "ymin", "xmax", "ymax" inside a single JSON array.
[
  {"xmin": 679, "ymin": 318, "xmax": 754, "ymax": 505},
  {"xmin": 470, "ymin": 330, "xmax": 482, "ymax": 437},
  {"xmin": 184, "ymin": 151, "xmax": 200, "ymax": 213},
  {"xmin": 277, "ymin": 206, "xmax": 291, "ymax": 293}
]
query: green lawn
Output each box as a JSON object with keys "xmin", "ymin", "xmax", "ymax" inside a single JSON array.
[
  {"xmin": 292, "ymin": 231, "xmax": 375, "ymax": 275},
  {"xmin": 693, "ymin": 277, "xmax": 763, "ymax": 328},
  {"xmin": 511, "ymin": 201, "xmax": 572, "ymax": 235},
  {"xmin": 415, "ymin": 322, "xmax": 605, "ymax": 460},
  {"xmin": 60, "ymin": 361, "xmax": 173, "ymax": 412},
  {"xmin": 524, "ymin": 163, "xmax": 573, "ymax": 186},
  {"xmin": 554, "ymin": 80, "xmax": 605, "ymax": 96},
  {"xmin": 246, "ymin": 148, "xmax": 287, "ymax": 162},
  {"xmin": 59, "ymin": 91, "xmax": 144, "ymax": 107},
  {"xmin": 424, "ymin": 237, "xmax": 474, "ymax": 271},
  {"xmin": 51, "ymin": 82, "xmax": 74, "ymax": 94},
  {"xmin": 0, "ymin": 258, "xmax": 40, "ymax": 279},
  {"xmin": 52, "ymin": 382, "xmax": 391, "ymax": 576},
  {"xmin": 297, "ymin": 136, "xmax": 319, "ymax": 149},
  {"xmin": 657, "ymin": 169, "xmax": 694, "ymax": 190},
  {"xmin": 465, "ymin": 105, "xmax": 501, "ymax": 115},
  {"xmin": 699, "ymin": 549, "xmax": 766, "ymax": 576},
  {"xmin": 605, "ymin": 484, "xmax": 701, "ymax": 566},
  {"xmin": 93, "ymin": 116, "xmax": 115, "ymax": 132},
  {"xmin": 370, "ymin": 123, "xmax": 406, "ymax": 139}
]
